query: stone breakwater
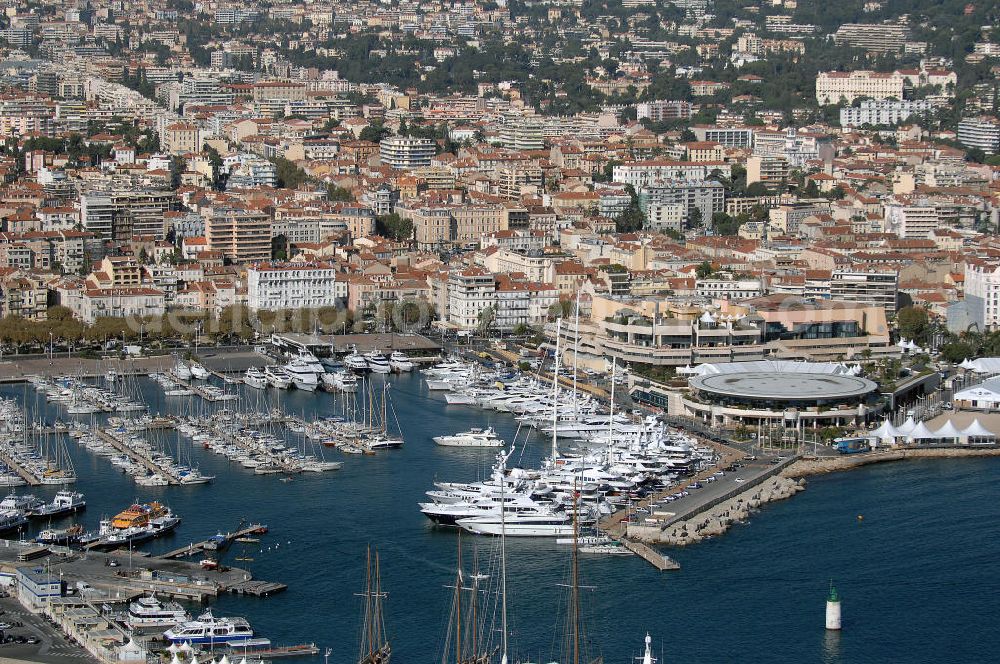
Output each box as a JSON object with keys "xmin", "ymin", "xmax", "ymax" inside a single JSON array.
[
  {"xmin": 629, "ymin": 476, "xmax": 807, "ymax": 547},
  {"xmin": 782, "ymin": 446, "xmax": 1000, "ymax": 479}
]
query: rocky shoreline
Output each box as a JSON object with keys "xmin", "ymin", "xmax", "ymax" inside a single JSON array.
[
  {"xmin": 628, "ymin": 476, "xmax": 807, "ymax": 547},
  {"xmin": 782, "ymin": 446, "xmax": 1000, "ymax": 478}
]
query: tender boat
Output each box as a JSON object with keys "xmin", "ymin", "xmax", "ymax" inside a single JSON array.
[
  {"xmin": 163, "ymin": 610, "xmax": 255, "ymax": 645},
  {"xmin": 433, "ymin": 427, "xmax": 504, "ymax": 448}
]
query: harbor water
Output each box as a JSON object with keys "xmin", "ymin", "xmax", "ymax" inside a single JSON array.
[{"xmin": 2, "ymin": 372, "xmax": 999, "ymax": 663}]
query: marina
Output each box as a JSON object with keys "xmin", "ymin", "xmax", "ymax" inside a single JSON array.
[{"xmin": 0, "ymin": 345, "xmax": 996, "ymax": 663}]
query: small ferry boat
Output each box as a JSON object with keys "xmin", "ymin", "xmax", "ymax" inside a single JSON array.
[
  {"xmin": 32, "ymin": 490, "xmax": 86, "ymax": 519},
  {"xmin": 0, "ymin": 492, "xmax": 44, "ymax": 515},
  {"xmin": 164, "ymin": 610, "xmax": 255, "ymax": 645},
  {"xmin": 35, "ymin": 523, "xmax": 85, "ymax": 546},
  {"xmin": 127, "ymin": 594, "xmax": 190, "ymax": 629}
]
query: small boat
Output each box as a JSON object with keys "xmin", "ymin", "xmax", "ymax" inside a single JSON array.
[
  {"xmin": 127, "ymin": 594, "xmax": 191, "ymax": 629},
  {"xmin": 433, "ymin": 427, "xmax": 504, "ymax": 448},
  {"xmin": 333, "ymin": 371, "xmax": 358, "ymax": 392},
  {"xmin": 0, "ymin": 492, "xmax": 44, "ymax": 515},
  {"xmin": 189, "ymin": 362, "xmax": 211, "ymax": 380},
  {"xmin": 0, "ymin": 510, "xmax": 28, "ymax": 534},
  {"xmin": 173, "ymin": 360, "xmax": 193, "ymax": 381},
  {"xmin": 35, "ymin": 523, "xmax": 85, "ymax": 546}
]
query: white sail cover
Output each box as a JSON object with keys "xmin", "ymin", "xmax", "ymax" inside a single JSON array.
[
  {"xmin": 932, "ymin": 420, "xmax": 963, "ymax": 438},
  {"xmin": 869, "ymin": 419, "xmax": 900, "ymax": 439},
  {"xmin": 961, "ymin": 419, "xmax": 995, "ymax": 438},
  {"xmin": 907, "ymin": 421, "xmax": 937, "ymax": 439},
  {"xmin": 895, "ymin": 417, "xmax": 917, "ymax": 436}
]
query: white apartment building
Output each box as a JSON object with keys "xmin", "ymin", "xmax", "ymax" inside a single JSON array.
[
  {"xmin": 636, "ymin": 100, "xmax": 693, "ymax": 122},
  {"xmin": 379, "ymin": 136, "xmax": 436, "ymax": 169},
  {"xmin": 815, "ymin": 71, "xmax": 905, "ymax": 104},
  {"xmin": 646, "ymin": 203, "xmax": 686, "ymax": 232},
  {"xmin": 965, "ymin": 260, "xmax": 1000, "ymax": 330},
  {"xmin": 448, "ymin": 268, "xmax": 496, "ymax": 330},
  {"xmin": 691, "ymin": 126, "xmax": 754, "ymax": 148},
  {"xmin": 883, "ymin": 202, "xmax": 939, "ymax": 239},
  {"xmin": 246, "ymin": 262, "xmax": 345, "ymax": 311},
  {"xmin": 695, "ymin": 276, "xmax": 764, "ymax": 301},
  {"xmin": 612, "ymin": 160, "xmax": 731, "ymax": 188},
  {"xmin": 839, "ymin": 100, "xmax": 933, "ymax": 127},
  {"xmin": 957, "ymin": 117, "xmax": 1000, "ymax": 154},
  {"xmin": 830, "ymin": 270, "xmax": 899, "ymax": 314}
]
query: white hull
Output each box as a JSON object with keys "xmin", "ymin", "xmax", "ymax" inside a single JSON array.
[{"xmin": 456, "ymin": 519, "xmax": 575, "ymax": 537}]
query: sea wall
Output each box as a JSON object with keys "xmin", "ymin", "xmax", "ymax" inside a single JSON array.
[
  {"xmin": 627, "ymin": 476, "xmax": 806, "ymax": 547},
  {"xmin": 782, "ymin": 446, "xmax": 1000, "ymax": 478}
]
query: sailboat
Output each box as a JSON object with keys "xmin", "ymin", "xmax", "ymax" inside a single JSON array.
[
  {"xmin": 560, "ymin": 483, "xmax": 603, "ymax": 664},
  {"xmin": 357, "ymin": 546, "xmax": 391, "ymax": 664},
  {"xmin": 442, "ymin": 535, "xmax": 493, "ymax": 664}
]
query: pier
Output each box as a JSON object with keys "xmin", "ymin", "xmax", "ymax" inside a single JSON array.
[
  {"xmin": 227, "ymin": 579, "xmax": 288, "ymax": 596},
  {"xmin": 157, "ymin": 523, "xmax": 269, "ymax": 560},
  {"xmin": 620, "ymin": 539, "xmax": 680, "ymax": 570},
  {"xmin": 95, "ymin": 428, "xmax": 182, "ymax": 484},
  {"xmin": 0, "ymin": 445, "xmax": 42, "ymax": 485}
]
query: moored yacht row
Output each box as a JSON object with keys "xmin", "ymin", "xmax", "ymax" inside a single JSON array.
[{"xmin": 242, "ymin": 348, "xmax": 414, "ymax": 393}]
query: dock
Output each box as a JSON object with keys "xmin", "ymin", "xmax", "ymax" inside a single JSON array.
[
  {"xmin": 0, "ymin": 445, "xmax": 41, "ymax": 486},
  {"xmin": 157, "ymin": 523, "xmax": 269, "ymax": 560},
  {"xmin": 227, "ymin": 579, "xmax": 288, "ymax": 596},
  {"xmin": 95, "ymin": 428, "xmax": 182, "ymax": 484},
  {"xmin": 620, "ymin": 539, "xmax": 680, "ymax": 571},
  {"xmin": 225, "ymin": 643, "xmax": 319, "ymax": 659}
]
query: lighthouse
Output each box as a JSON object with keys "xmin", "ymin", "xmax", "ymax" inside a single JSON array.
[{"xmin": 826, "ymin": 584, "xmax": 842, "ymax": 630}]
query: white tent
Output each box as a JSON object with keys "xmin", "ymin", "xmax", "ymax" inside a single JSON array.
[
  {"xmin": 907, "ymin": 421, "xmax": 937, "ymax": 440},
  {"xmin": 895, "ymin": 417, "xmax": 917, "ymax": 436},
  {"xmin": 676, "ymin": 364, "xmax": 697, "ymax": 375},
  {"xmin": 932, "ymin": 420, "xmax": 963, "ymax": 439},
  {"xmin": 869, "ymin": 419, "xmax": 900, "ymax": 439},
  {"xmin": 961, "ymin": 419, "xmax": 995, "ymax": 438},
  {"xmin": 959, "ymin": 358, "xmax": 976, "ymax": 370},
  {"xmin": 699, "ymin": 310, "xmax": 716, "ymax": 324}
]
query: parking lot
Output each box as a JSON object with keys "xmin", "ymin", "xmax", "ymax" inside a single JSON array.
[{"xmin": 0, "ymin": 594, "xmax": 96, "ymax": 663}]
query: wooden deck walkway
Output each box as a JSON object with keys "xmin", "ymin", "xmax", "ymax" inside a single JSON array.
[
  {"xmin": 621, "ymin": 539, "xmax": 680, "ymax": 571},
  {"xmin": 96, "ymin": 428, "xmax": 181, "ymax": 484}
]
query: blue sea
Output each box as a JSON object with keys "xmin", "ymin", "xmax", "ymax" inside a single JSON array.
[{"xmin": 2, "ymin": 372, "xmax": 999, "ymax": 663}]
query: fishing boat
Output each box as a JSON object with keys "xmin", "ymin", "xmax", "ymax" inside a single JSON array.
[
  {"xmin": 244, "ymin": 367, "xmax": 268, "ymax": 390},
  {"xmin": 32, "ymin": 490, "xmax": 86, "ymax": 518},
  {"xmin": 433, "ymin": 427, "xmax": 504, "ymax": 448},
  {"xmin": 163, "ymin": 610, "xmax": 255, "ymax": 645}
]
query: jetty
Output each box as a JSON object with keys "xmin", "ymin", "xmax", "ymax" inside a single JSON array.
[
  {"xmin": 227, "ymin": 579, "xmax": 288, "ymax": 596},
  {"xmin": 157, "ymin": 523, "xmax": 269, "ymax": 560},
  {"xmin": 0, "ymin": 446, "xmax": 42, "ymax": 486},
  {"xmin": 620, "ymin": 539, "xmax": 680, "ymax": 571},
  {"xmin": 95, "ymin": 428, "xmax": 182, "ymax": 484}
]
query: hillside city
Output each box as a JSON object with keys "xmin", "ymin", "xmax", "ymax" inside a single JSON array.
[{"xmin": 0, "ymin": 0, "xmax": 997, "ymax": 370}]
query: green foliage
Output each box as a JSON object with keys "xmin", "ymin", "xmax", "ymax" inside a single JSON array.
[
  {"xmin": 710, "ymin": 211, "xmax": 740, "ymax": 236},
  {"xmin": 695, "ymin": 261, "xmax": 714, "ymax": 279},
  {"xmin": 896, "ymin": 306, "xmax": 930, "ymax": 344},
  {"xmin": 375, "ymin": 213, "xmax": 413, "ymax": 241},
  {"xmin": 327, "ymin": 184, "xmax": 354, "ymax": 202},
  {"xmin": 359, "ymin": 123, "xmax": 391, "ymax": 144},
  {"xmin": 614, "ymin": 184, "xmax": 645, "ymax": 232},
  {"xmin": 272, "ymin": 157, "xmax": 309, "ymax": 189}
]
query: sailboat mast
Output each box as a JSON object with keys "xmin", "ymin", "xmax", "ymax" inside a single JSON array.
[
  {"xmin": 455, "ymin": 535, "xmax": 463, "ymax": 664},
  {"xmin": 500, "ymin": 460, "xmax": 509, "ymax": 664},
  {"xmin": 572, "ymin": 482, "xmax": 580, "ymax": 664},
  {"xmin": 572, "ymin": 291, "xmax": 580, "ymax": 419},
  {"xmin": 551, "ymin": 317, "xmax": 562, "ymax": 460},
  {"xmin": 607, "ymin": 356, "xmax": 616, "ymax": 467},
  {"xmin": 366, "ymin": 546, "xmax": 375, "ymax": 659}
]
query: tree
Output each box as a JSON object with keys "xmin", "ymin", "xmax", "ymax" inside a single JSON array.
[
  {"xmin": 359, "ymin": 123, "xmax": 391, "ymax": 143},
  {"xmin": 375, "ymin": 213, "xmax": 414, "ymax": 241},
  {"xmin": 327, "ymin": 184, "xmax": 354, "ymax": 202},
  {"xmin": 272, "ymin": 157, "xmax": 309, "ymax": 189},
  {"xmin": 168, "ymin": 156, "xmax": 185, "ymax": 190},
  {"xmin": 896, "ymin": 306, "xmax": 930, "ymax": 344},
  {"xmin": 477, "ymin": 305, "xmax": 496, "ymax": 336},
  {"xmin": 940, "ymin": 340, "xmax": 976, "ymax": 364},
  {"xmin": 695, "ymin": 261, "xmax": 714, "ymax": 279},
  {"xmin": 614, "ymin": 184, "xmax": 645, "ymax": 232},
  {"xmin": 687, "ymin": 207, "xmax": 703, "ymax": 229},
  {"xmin": 710, "ymin": 211, "xmax": 739, "ymax": 236}
]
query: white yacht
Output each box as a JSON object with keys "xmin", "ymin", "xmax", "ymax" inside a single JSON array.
[
  {"xmin": 264, "ymin": 366, "xmax": 292, "ymax": 389},
  {"xmin": 364, "ymin": 350, "xmax": 391, "ymax": 374},
  {"xmin": 189, "ymin": 362, "xmax": 210, "ymax": 380},
  {"xmin": 0, "ymin": 492, "xmax": 43, "ymax": 515},
  {"xmin": 294, "ymin": 350, "xmax": 325, "ymax": 373},
  {"xmin": 127, "ymin": 594, "xmax": 191, "ymax": 629},
  {"xmin": 173, "ymin": 360, "xmax": 192, "ymax": 381},
  {"xmin": 163, "ymin": 610, "xmax": 254, "ymax": 645},
  {"xmin": 320, "ymin": 372, "xmax": 338, "ymax": 391},
  {"xmin": 433, "ymin": 427, "xmax": 504, "ymax": 448},
  {"xmin": 244, "ymin": 367, "xmax": 267, "ymax": 390},
  {"xmin": 284, "ymin": 358, "xmax": 319, "ymax": 391},
  {"xmin": 456, "ymin": 513, "xmax": 575, "ymax": 537},
  {"xmin": 389, "ymin": 351, "xmax": 414, "ymax": 372},
  {"xmin": 333, "ymin": 371, "xmax": 358, "ymax": 392},
  {"xmin": 344, "ymin": 353, "xmax": 369, "ymax": 373}
]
